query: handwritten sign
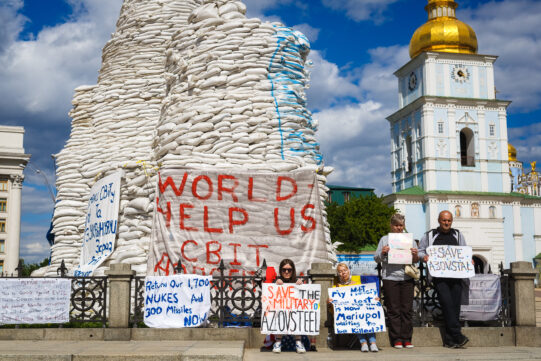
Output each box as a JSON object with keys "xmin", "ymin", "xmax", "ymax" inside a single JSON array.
[
  {"xmin": 426, "ymin": 245, "xmax": 474, "ymax": 278},
  {"xmin": 261, "ymin": 283, "xmax": 320, "ymax": 335},
  {"xmin": 0, "ymin": 279, "xmax": 70, "ymax": 324},
  {"xmin": 144, "ymin": 274, "xmax": 212, "ymax": 328},
  {"xmin": 329, "ymin": 283, "xmax": 386, "ymax": 334},
  {"xmin": 148, "ymin": 169, "xmax": 328, "ymax": 276},
  {"xmin": 388, "ymin": 233, "xmax": 413, "ymax": 264},
  {"xmin": 74, "ymin": 172, "xmax": 121, "ymax": 277}
]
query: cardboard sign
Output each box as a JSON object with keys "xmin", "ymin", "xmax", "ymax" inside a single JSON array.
[
  {"xmin": 426, "ymin": 245, "xmax": 474, "ymax": 278},
  {"xmin": 329, "ymin": 283, "xmax": 386, "ymax": 334},
  {"xmin": 261, "ymin": 283, "xmax": 320, "ymax": 335},
  {"xmin": 74, "ymin": 172, "xmax": 121, "ymax": 277},
  {"xmin": 388, "ymin": 233, "xmax": 413, "ymax": 264},
  {"xmin": 144, "ymin": 274, "xmax": 212, "ymax": 328},
  {"xmin": 148, "ymin": 168, "xmax": 328, "ymax": 276},
  {"xmin": 0, "ymin": 279, "xmax": 71, "ymax": 324}
]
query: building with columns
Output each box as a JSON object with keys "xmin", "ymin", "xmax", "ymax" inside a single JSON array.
[
  {"xmin": 384, "ymin": 0, "xmax": 541, "ymax": 272},
  {"xmin": 0, "ymin": 126, "xmax": 30, "ymax": 275}
]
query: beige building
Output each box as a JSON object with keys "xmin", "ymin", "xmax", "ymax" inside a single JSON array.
[{"xmin": 0, "ymin": 126, "xmax": 30, "ymax": 275}]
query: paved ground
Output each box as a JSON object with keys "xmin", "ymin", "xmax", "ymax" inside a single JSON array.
[{"xmin": 0, "ymin": 341, "xmax": 541, "ymax": 361}]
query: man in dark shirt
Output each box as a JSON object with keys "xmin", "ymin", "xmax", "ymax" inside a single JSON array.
[{"xmin": 419, "ymin": 210, "xmax": 469, "ymax": 348}]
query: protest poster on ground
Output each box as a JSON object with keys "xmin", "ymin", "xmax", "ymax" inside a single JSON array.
[
  {"xmin": 144, "ymin": 274, "xmax": 212, "ymax": 328},
  {"xmin": 388, "ymin": 233, "xmax": 413, "ymax": 264},
  {"xmin": 74, "ymin": 172, "xmax": 121, "ymax": 277},
  {"xmin": 0, "ymin": 279, "xmax": 71, "ymax": 324},
  {"xmin": 148, "ymin": 168, "xmax": 329, "ymax": 276},
  {"xmin": 426, "ymin": 245, "xmax": 475, "ymax": 278},
  {"xmin": 261, "ymin": 283, "xmax": 320, "ymax": 335},
  {"xmin": 329, "ymin": 283, "xmax": 386, "ymax": 334},
  {"xmin": 336, "ymin": 254, "xmax": 378, "ymax": 275}
]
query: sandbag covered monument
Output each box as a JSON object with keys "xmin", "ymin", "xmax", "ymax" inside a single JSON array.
[{"xmin": 36, "ymin": 0, "xmax": 335, "ymax": 277}]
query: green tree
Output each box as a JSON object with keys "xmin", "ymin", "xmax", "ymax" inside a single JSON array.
[
  {"xmin": 326, "ymin": 194, "xmax": 396, "ymax": 253},
  {"xmin": 18, "ymin": 258, "xmax": 50, "ymax": 277}
]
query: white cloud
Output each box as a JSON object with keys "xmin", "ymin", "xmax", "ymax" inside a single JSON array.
[
  {"xmin": 22, "ymin": 185, "xmax": 55, "ymax": 215},
  {"xmin": 0, "ymin": 0, "xmax": 25, "ymax": 53},
  {"xmin": 321, "ymin": 0, "xmax": 399, "ymax": 23},
  {"xmin": 292, "ymin": 23, "xmax": 320, "ymax": 43},
  {"xmin": 243, "ymin": 0, "xmax": 294, "ymax": 18},
  {"xmin": 461, "ymin": 0, "xmax": 541, "ymax": 111}
]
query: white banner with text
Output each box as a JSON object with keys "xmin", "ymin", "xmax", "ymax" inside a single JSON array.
[{"xmin": 426, "ymin": 245, "xmax": 474, "ymax": 278}]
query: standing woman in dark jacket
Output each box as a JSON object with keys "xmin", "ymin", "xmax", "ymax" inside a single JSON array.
[{"xmin": 272, "ymin": 259, "xmax": 305, "ymax": 353}]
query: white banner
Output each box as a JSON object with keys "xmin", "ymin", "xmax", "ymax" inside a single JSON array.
[
  {"xmin": 329, "ymin": 283, "xmax": 386, "ymax": 334},
  {"xmin": 261, "ymin": 283, "xmax": 320, "ymax": 335},
  {"xmin": 388, "ymin": 233, "xmax": 413, "ymax": 264},
  {"xmin": 148, "ymin": 168, "xmax": 328, "ymax": 276},
  {"xmin": 74, "ymin": 172, "xmax": 121, "ymax": 277},
  {"xmin": 144, "ymin": 274, "xmax": 212, "ymax": 328},
  {"xmin": 426, "ymin": 245, "xmax": 475, "ymax": 278},
  {"xmin": 0, "ymin": 279, "xmax": 71, "ymax": 324}
]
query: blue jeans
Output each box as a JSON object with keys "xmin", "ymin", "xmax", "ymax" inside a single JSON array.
[{"xmin": 358, "ymin": 333, "xmax": 376, "ymax": 344}]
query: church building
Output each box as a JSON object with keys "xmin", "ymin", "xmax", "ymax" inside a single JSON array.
[{"xmin": 384, "ymin": 0, "xmax": 541, "ymax": 271}]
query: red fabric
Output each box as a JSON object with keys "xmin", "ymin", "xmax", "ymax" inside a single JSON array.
[{"xmin": 265, "ymin": 266, "xmax": 277, "ymax": 283}]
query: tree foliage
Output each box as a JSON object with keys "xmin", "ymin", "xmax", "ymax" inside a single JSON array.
[
  {"xmin": 18, "ymin": 258, "xmax": 50, "ymax": 277},
  {"xmin": 326, "ymin": 195, "xmax": 396, "ymax": 253}
]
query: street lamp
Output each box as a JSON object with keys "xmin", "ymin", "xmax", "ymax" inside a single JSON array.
[{"xmin": 23, "ymin": 162, "xmax": 56, "ymax": 204}]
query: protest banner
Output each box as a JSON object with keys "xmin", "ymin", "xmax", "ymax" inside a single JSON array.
[
  {"xmin": 261, "ymin": 283, "xmax": 320, "ymax": 335},
  {"xmin": 144, "ymin": 274, "xmax": 212, "ymax": 328},
  {"xmin": 148, "ymin": 168, "xmax": 328, "ymax": 276},
  {"xmin": 388, "ymin": 233, "xmax": 413, "ymax": 264},
  {"xmin": 329, "ymin": 283, "xmax": 386, "ymax": 334},
  {"xmin": 74, "ymin": 172, "xmax": 121, "ymax": 277},
  {"xmin": 0, "ymin": 279, "xmax": 70, "ymax": 324},
  {"xmin": 336, "ymin": 254, "xmax": 378, "ymax": 275},
  {"xmin": 426, "ymin": 245, "xmax": 475, "ymax": 278}
]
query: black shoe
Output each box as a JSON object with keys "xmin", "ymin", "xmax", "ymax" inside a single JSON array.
[
  {"xmin": 443, "ymin": 343, "xmax": 463, "ymax": 349},
  {"xmin": 458, "ymin": 336, "xmax": 469, "ymax": 347}
]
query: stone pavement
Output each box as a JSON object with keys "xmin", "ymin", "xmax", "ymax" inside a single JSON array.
[{"xmin": 1, "ymin": 341, "xmax": 541, "ymax": 361}]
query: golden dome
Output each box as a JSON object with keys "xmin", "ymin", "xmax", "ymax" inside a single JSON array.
[
  {"xmin": 409, "ymin": 0, "xmax": 478, "ymax": 59},
  {"xmin": 508, "ymin": 143, "xmax": 517, "ymax": 162}
]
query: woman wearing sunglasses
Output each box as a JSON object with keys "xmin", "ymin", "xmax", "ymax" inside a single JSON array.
[{"xmin": 272, "ymin": 258, "xmax": 306, "ymax": 353}]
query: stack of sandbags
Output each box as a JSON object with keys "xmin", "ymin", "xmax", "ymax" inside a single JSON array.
[{"xmin": 36, "ymin": 0, "xmax": 335, "ymax": 277}]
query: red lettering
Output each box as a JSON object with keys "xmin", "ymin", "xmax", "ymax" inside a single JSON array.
[
  {"xmin": 301, "ymin": 204, "xmax": 316, "ymax": 233},
  {"xmin": 154, "ymin": 252, "xmax": 172, "ymax": 276},
  {"xmin": 192, "ymin": 175, "xmax": 213, "ymax": 200},
  {"xmin": 204, "ymin": 206, "xmax": 223, "ymax": 233},
  {"xmin": 274, "ymin": 207, "xmax": 295, "ymax": 235},
  {"xmin": 229, "ymin": 243, "xmax": 242, "ymax": 266},
  {"xmin": 229, "ymin": 269, "xmax": 240, "ymax": 276},
  {"xmin": 192, "ymin": 266, "xmax": 207, "ymax": 275},
  {"xmin": 179, "ymin": 203, "xmax": 198, "ymax": 231},
  {"xmin": 206, "ymin": 241, "xmax": 222, "ymax": 265},
  {"xmin": 156, "ymin": 197, "xmax": 171, "ymax": 228},
  {"xmin": 158, "ymin": 172, "xmax": 188, "ymax": 196},
  {"xmin": 248, "ymin": 177, "xmax": 267, "ymax": 202},
  {"xmin": 248, "ymin": 244, "xmax": 269, "ymax": 267},
  {"xmin": 181, "ymin": 240, "xmax": 198, "ymax": 262},
  {"xmin": 228, "ymin": 207, "xmax": 249, "ymax": 233},
  {"xmin": 218, "ymin": 174, "xmax": 239, "ymax": 202},
  {"xmin": 276, "ymin": 176, "xmax": 297, "ymax": 201}
]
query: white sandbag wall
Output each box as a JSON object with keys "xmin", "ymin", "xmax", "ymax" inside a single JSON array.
[{"xmin": 37, "ymin": 0, "xmax": 335, "ymax": 277}]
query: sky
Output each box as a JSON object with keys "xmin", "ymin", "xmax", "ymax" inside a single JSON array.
[{"xmin": 1, "ymin": 0, "xmax": 540, "ymax": 263}]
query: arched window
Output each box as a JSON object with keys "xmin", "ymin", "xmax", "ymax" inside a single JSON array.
[
  {"xmin": 460, "ymin": 127, "xmax": 475, "ymax": 166},
  {"xmin": 455, "ymin": 205, "xmax": 462, "ymax": 218},
  {"xmin": 489, "ymin": 206, "xmax": 496, "ymax": 218},
  {"xmin": 471, "ymin": 203, "xmax": 479, "ymax": 218}
]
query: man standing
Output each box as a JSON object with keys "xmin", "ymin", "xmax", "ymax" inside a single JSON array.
[{"xmin": 418, "ymin": 210, "xmax": 469, "ymax": 348}]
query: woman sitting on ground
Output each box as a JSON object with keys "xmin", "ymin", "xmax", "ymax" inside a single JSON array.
[
  {"xmin": 328, "ymin": 262, "xmax": 379, "ymax": 352},
  {"xmin": 272, "ymin": 258, "xmax": 306, "ymax": 354}
]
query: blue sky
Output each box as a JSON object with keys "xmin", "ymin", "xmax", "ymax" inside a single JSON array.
[{"xmin": 1, "ymin": 0, "xmax": 540, "ymax": 263}]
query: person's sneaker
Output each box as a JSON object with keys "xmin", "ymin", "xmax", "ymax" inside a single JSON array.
[
  {"xmin": 394, "ymin": 341, "xmax": 403, "ymax": 349},
  {"xmin": 272, "ymin": 341, "xmax": 281, "ymax": 353},
  {"xmin": 361, "ymin": 343, "xmax": 369, "ymax": 352},
  {"xmin": 459, "ymin": 336, "xmax": 469, "ymax": 347},
  {"xmin": 295, "ymin": 340, "xmax": 306, "ymax": 354},
  {"xmin": 369, "ymin": 343, "xmax": 379, "ymax": 352},
  {"xmin": 404, "ymin": 341, "xmax": 414, "ymax": 348}
]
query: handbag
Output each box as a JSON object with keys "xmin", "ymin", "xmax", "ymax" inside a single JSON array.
[{"xmin": 405, "ymin": 264, "xmax": 420, "ymax": 280}]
